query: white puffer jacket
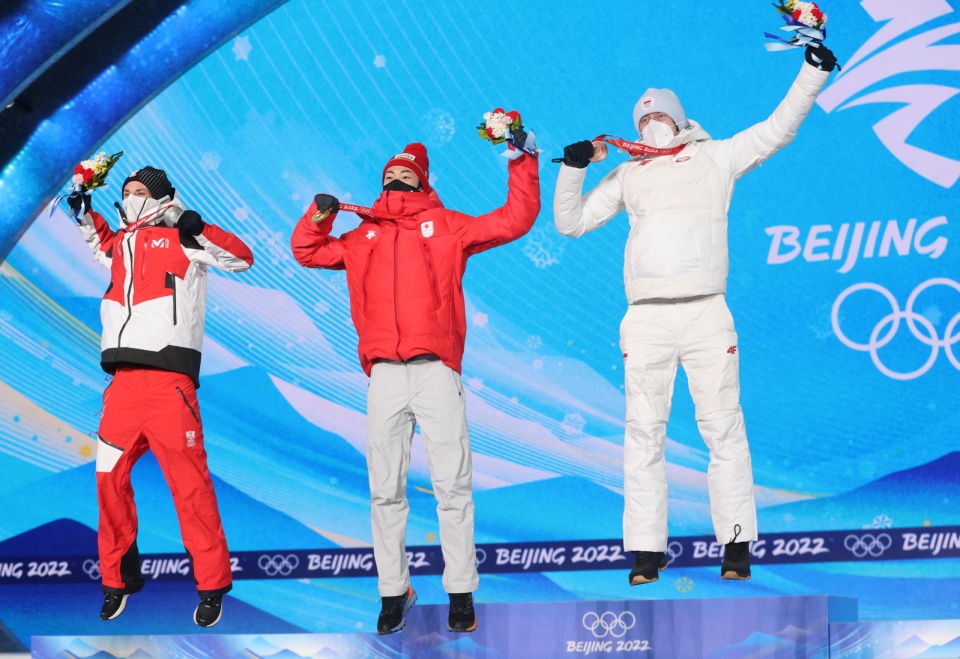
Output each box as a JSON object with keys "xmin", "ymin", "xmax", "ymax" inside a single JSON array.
[{"xmin": 554, "ymin": 62, "xmax": 830, "ymax": 302}]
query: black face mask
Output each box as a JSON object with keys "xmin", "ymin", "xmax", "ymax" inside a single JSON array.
[{"xmin": 383, "ymin": 179, "xmax": 421, "ymax": 193}]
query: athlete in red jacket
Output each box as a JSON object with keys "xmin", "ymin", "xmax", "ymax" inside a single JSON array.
[
  {"xmin": 291, "ymin": 140, "xmax": 540, "ymax": 634},
  {"xmin": 69, "ymin": 166, "xmax": 253, "ymax": 627}
]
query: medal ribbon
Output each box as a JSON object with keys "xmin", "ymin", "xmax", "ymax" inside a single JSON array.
[{"xmin": 592, "ymin": 134, "xmax": 686, "ymax": 159}]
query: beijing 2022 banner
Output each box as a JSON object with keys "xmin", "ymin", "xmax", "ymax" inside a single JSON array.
[{"xmin": 1, "ymin": 0, "xmax": 959, "ymax": 639}]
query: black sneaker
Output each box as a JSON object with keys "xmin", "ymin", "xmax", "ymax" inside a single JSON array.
[
  {"xmin": 629, "ymin": 551, "xmax": 668, "ymax": 585},
  {"xmin": 447, "ymin": 592, "xmax": 477, "ymax": 633},
  {"xmin": 377, "ymin": 587, "xmax": 416, "ymax": 635},
  {"xmin": 100, "ymin": 592, "xmax": 129, "ymax": 620},
  {"xmin": 194, "ymin": 595, "xmax": 223, "ymax": 627},
  {"xmin": 721, "ymin": 541, "xmax": 752, "ymax": 580}
]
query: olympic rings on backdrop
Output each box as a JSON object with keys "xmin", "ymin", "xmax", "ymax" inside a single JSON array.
[
  {"xmin": 257, "ymin": 554, "xmax": 299, "ymax": 577},
  {"xmin": 582, "ymin": 611, "xmax": 636, "ymax": 639},
  {"xmin": 843, "ymin": 533, "xmax": 893, "ymax": 558},
  {"xmin": 831, "ymin": 278, "xmax": 960, "ymax": 380}
]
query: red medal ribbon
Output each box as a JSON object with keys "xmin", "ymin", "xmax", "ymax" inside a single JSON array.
[{"xmin": 593, "ymin": 134, "xmax": 686, "ymax": 158}]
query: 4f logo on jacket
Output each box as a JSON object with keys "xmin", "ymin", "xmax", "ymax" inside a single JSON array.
[{"xmin": 818, "ymin": 0, "xmax": 960, "ymax": 188}]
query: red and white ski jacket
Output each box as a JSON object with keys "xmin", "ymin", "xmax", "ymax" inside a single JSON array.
[
  {"xmin": 291, "ymin": 152, "xmax": 540, "ymax": 375},
  {"xmin": 77, "ymin": 208, "xmax": 254, "ymax": 384}
]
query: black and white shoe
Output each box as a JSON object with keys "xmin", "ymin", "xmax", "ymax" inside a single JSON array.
[
  {"xmin": 377, "ymin": 587, "xmax": 416, "ymax": 635},
  {"xmin": 447, "ymin": 592, "xmax": 477, "ymax": 633},
  {"xmin": 629, "ymin": 551, "xmax": 668, "ymax": 585},
  {"xmin": 100, "ymin": 592, "xmax": 129, "ymax": 620},
  {"xmin": 194, "ymin": 595, "xmax": 223, "ymax": 627}
]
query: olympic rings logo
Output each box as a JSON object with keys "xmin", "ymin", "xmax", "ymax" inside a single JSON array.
[
  {"xmin": 257, "ymin": 554, "xmax": 300, "ymax": 577},
  {"xmin": 665, "ymin": 541, "xmax": 683, "ymax": 566},
  {"xmin": 832, "ymin": 278, "xmax": 960, "ymax": 380},
  {"xmin": 582, "ymin": 611, "xmax": 636, "ymax": 639},
  {"xmin": 82, "ymin": 559, "xmax": 101, "ymax": 580},
  {"xmin": 475, "ymin": 548, "xmax": 487, "ymax": 566},
  {"xmin": 843, "ymin": 533, "xmax": 893, "ymax": 558}
]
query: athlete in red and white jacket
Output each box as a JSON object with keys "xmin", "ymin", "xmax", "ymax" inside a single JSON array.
[
  {"xmin": 70, "ymin": 166, "xmax": 253, "ymax": 627},
  {"xmin": 291, "ymin": 140, "xmax": 540, "ymax": 635},
  {"xmin": 77, "ymin": 171, "xmax": 252, "ymax": 384}
]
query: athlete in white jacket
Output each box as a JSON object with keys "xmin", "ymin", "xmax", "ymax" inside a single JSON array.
[{"xmin": 553, "ymin": 45, "xmax": 837, "ymax": 584}]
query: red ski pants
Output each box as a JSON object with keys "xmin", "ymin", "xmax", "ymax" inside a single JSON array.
[{"xmin": 96, "ymin": 367, "xmax": 232, "ymax": 596}]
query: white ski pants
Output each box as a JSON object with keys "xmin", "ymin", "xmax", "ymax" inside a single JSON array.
[
  {"xmin": 366, "ymin": 357, "xmax": 479, "ymax": 597},
  {"xmin": 619, "ymin": 294, "xmax": 758, "ymax": 551}
]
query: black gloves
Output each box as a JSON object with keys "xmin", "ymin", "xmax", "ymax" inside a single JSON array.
[
  {"xmin": 66, "ymin": 191, "xmax": 91, "ymax": 213},
  {"xmin": 806, "ymin": 44, "xmax": 838, "ymax": 72},
  {"xmin": 314, "ymin": 193, "xmax": 340, "ymax": 214},
  {"xmin": 562, "ymin": 140, "xmax": 594, "ymax": 169},
  {"xmin": 510, "ymin": 127, "xmax": 528, "ymax": 150},
  {"xmin": 177, "ymin": 210, "xmax": 205, "ymax": 236}
]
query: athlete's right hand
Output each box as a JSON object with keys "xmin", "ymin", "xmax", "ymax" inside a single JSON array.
[
  {"xmin": 561, "ymin": 140, "xmax": 594, "ymax": 169},
  {"xmin": 66, "ymin": 191, "xmax": 91, "ymax": 213},
  {"xmin": 312, "ymin": 193, "xmax": 340, "ymax": 223}
]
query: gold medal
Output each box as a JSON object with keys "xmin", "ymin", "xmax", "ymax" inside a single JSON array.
[{"xmin": 311, "ymin": 208, "xmax": 331, "ymax": 223}]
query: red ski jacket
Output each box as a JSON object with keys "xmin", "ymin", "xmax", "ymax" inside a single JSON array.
[
  {"xmin": 77, "ymin": 208, "xmax": 254, "ymax": 384},
  {"xmin": 291, "ymin": 152, "xmax": 540, "ymax": 375}
]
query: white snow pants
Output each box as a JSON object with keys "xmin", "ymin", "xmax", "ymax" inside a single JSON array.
[
  {"xmin": 366, "ymin": 356, "xmax": 479, "ymax": 597},
  {"xmin": 619, "ymin": 294, "xmax": 758, "ymax": 552}
]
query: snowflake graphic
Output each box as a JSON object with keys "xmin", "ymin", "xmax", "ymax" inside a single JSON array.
[
  {"xmin": 532, "ymin": 359, "xmax": 544, "ymax": 370},
  {"xmin": 232, "ymin": 36, "xmax": 252, "ymax": 61},
  {"xmin": 869, "ymin": 514, "xmax": 893, "ymax": 529},
  {"xmin": 423, "ymin": 108, "xmax": 456, "ymax": 146},
  {"xmin": 373, "ymin": 54, "xmax": 386, "ymax": 68},
  {"xmin": 79, "ymin": 445, "xmax": 92, "ymax": 458},
  {"xmin": 233, "ymin": 207, "xmax": 250, "ymax": 222},
  {"xmin": 200, "ymin": 152, "xmax": 221, "ymax": 171},
  {"xmin": 472, "ymin": 312, "xmax": 488, "ymax": 328},
  {"xmin": 526, "ymin": 335, "xmax": 542, "ymax": 350},
  {"xmin": 523, "ymin": 224, "xmax": 565, "ymax": 269},
  {"xmin": 327, "ymin": 271, "xmax": 348, "ymax": 293},
  {"xmin": 561, "ymin": 412, "xmax": 586, "ymax": 434},
  {"xmin": 675, "ymin": 577, "xmax": 694, "ymax": 593}
]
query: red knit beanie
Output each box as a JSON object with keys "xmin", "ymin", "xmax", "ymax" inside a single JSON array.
[{"xmin": 382, "ymin": 143, "xmax": 430, "ymax": 192}]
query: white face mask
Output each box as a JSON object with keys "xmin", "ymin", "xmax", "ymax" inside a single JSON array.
[
  {"xmin": 121, "ymin": 195, "xmax": 167, "ymax": 227},
  {"xmin": 641, "ymin": 120, "xmax": 678, "ymax": 149}
]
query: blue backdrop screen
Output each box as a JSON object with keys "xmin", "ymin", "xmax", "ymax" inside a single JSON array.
[{"xmin": 1, "ymin": 0, "xmax": 959, "ymax": 635}]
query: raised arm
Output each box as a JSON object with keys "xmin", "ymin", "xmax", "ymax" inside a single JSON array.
[
  {"xmin": 714, "ymin": 59, "xmax": 832, "ymax": 179},
  {"xmin": 74, "ymin": 202, "xmax": 119, "ymax": 268},
  {"xmin": 553, "ymin": 156, "xmax": 626, "ymax": 238},
  {"xmin": 456, "ymin": 152, "xmax": 541, "ymax": 255},
  {"xmin": 177, "ymin": 211, "xmax": 254, "ymax": 272},
  {"xmin": 290, "ymin": 195, "xmax": 348, "ymax": 270}
]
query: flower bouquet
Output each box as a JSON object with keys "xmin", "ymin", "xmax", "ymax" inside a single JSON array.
[
  {"xmin": 52, "ymin": 150, "xmax": 124, "ymax": 221},
  {"xmin": 765, "ymin": 1, "xmax": 829, "ymax": 51},
  {"xmin": 477, "ymin": 108, "xmax": 537, "ymax": 158}
]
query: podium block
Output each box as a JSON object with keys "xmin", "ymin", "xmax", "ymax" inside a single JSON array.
[{"xmin": 32, "ymin": 594, "xmax": 857, "ymax": 658}]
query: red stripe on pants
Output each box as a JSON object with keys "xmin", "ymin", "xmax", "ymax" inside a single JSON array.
[{"xmin": 97, "ymin": 367, "xmax": 232, "ymax": 594}]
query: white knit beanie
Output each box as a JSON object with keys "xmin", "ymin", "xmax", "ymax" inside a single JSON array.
[{"xmin": 633, "ymin": 88, "xmax": 688, "ymax": 134}]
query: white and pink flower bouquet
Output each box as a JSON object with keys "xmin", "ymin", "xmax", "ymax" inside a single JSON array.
[
  {"xmin": 477, "ymin": 108, "xmax": 522, "ymax": 146},
  {"xmin": 765, "ymin": 1, "xmax": 829, "ymax": 51},
  {"xmin": 477, "ymin": 107, "xmax": 538, "ymax": 159}
]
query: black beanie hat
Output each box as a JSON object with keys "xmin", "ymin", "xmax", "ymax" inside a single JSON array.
[{"xmin": 122, "ymin": 166, "xmax": 175, "ymax": 200}]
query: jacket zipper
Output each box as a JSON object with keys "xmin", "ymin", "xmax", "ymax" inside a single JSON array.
[
  {"xmin": 393, "ymin": 229, "xmax": 401, "ymax": 354},
  {"xmin": 176, "ymin": 387, "xmax": 200, "ymax": 422},
  {"xmin": 115, "ymin": 233, "xmax": 136, "ymax": 349},
  {"xmin": 422, "ymin": 242, "xmax": 441, "ymax": 307},
  {"xmin": 166, "ymin": 273, "xmax": 178, "ymax": 325},
  {"xmin": 360, "ymin": 247, "xmax": 374, "ymax": 314}
]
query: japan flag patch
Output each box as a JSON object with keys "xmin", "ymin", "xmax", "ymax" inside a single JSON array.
[{"xmin": 420, "ymin": 221, "xmax": 434, "ymax": 238}]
